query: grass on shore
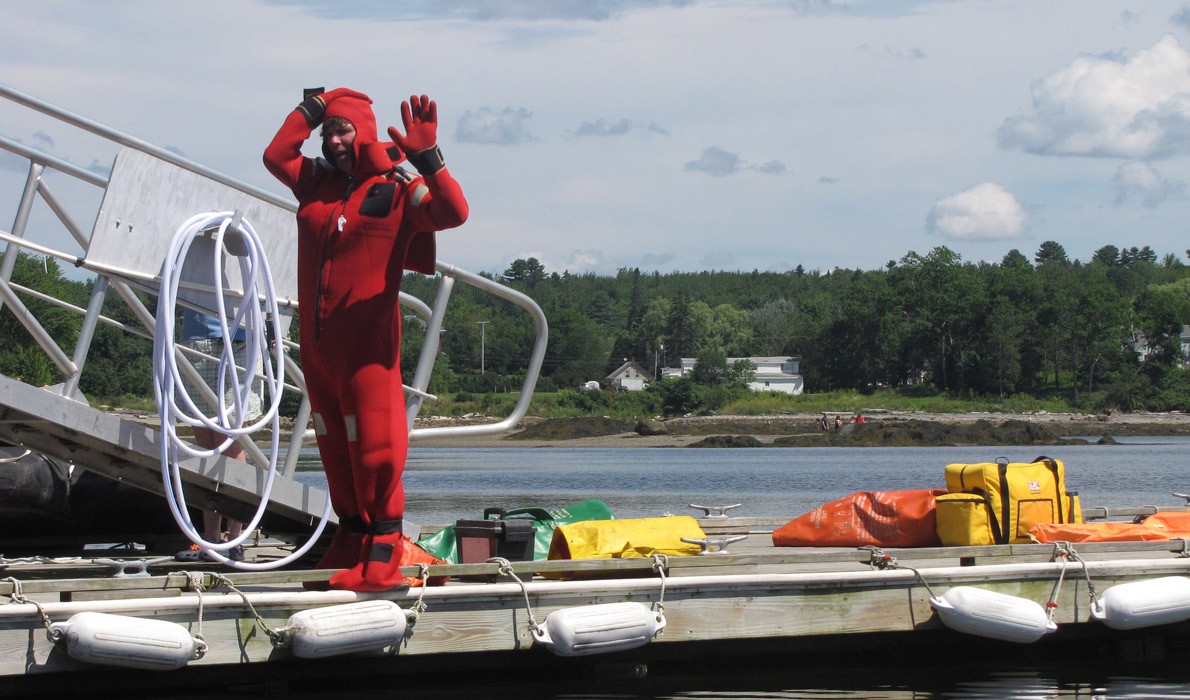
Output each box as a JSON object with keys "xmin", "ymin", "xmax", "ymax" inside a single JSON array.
[
  {"xmin": 423, "ymin": 388, "xmax": 1080, "ymax": 420},
  {"xmin": 94, "ymin": 388, "xmax": 1081, "ymax": 422},
  {"xmin": 724, "ymin": 390, "xmax": 1078, "ymax": 417}
]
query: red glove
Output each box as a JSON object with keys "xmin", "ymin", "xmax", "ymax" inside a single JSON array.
[
  {"xmin": 388, "ymin": 95, "xmax": 445, "ymax": 175},
  {"xmin": 296, "ymin": 87, "xmax": 372, "ymax": 127}
]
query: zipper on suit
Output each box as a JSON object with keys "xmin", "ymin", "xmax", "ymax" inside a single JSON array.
[{"xmin": 314, "ymin": 175, "xmax": 354, "ymax": 340}]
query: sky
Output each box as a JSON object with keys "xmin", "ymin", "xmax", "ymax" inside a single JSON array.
[{"xmin": 3, "ymin": 0, "xmax": 1190, "ymax": 279}]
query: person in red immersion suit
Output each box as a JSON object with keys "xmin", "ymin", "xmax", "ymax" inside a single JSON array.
[{"xmin": 263, "ymin": 88, "xmax": 467, "ymax": 590}]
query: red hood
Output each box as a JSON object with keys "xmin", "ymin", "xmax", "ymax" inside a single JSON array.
[{"xmin": 323, "ymin": 92, "xmax": 392, "ymax": 176}]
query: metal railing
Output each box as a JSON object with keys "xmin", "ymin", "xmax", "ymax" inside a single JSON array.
[{"xmin": 0, "ymin": 82, "xmax": 547, "ymax": 477}]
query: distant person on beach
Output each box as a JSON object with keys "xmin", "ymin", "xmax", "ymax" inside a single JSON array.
[
  {"xmin": 178, "ymin": 309, "xmax": 262, "ymax": 562},
  {"xmin": 834, "ymin": 415, "xmax": 844, "ymax": 430},
  {"xmin": 264, "ymin": 87, "xmax": 468, "ymax": 590},
  {"xmin": 818, "ymin": 413, "xmax": 829, "ymax": 431},
  {"xmin": 853, "ymin": 413, "xmax": 865, "ymax": 424}
]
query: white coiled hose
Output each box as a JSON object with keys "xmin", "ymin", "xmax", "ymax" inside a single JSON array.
[{"xmin": 153, "ymin": 211, "xmax": 330, "ymax": 569}]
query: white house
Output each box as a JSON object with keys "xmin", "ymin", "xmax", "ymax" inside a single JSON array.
[
  {"xmin": 1130, "ymin": 325, "xmax": 1190, "ymax": 369},
  {"xmin": 670, "ymin": 356, "xmax": 804, "ymax": 395},
  {"xmin": 606, "ymin": 360, "xmax": 653, "ymax": 391},
  {"xmin": 748, "ymin": 356, "xmax": 805, "ymax": 395}
]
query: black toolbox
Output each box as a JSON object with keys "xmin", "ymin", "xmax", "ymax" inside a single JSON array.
[{"xmin": 454, "ymin": 507, "xmax": 536, "ymax": 564}]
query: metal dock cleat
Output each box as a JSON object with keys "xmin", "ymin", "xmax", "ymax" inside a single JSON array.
[
  {"xmin": 92, "ymin": 556, "xmax": 174, "ymax": 578},
  {"xmin": 689, "ymin": 503, "xmax": 742, "ymax": 518},
  {"xmin": 681, "ymin": 534, "xmax": 748, "ymax": 555}
]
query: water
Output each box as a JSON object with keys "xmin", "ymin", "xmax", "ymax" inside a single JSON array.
[
  {"xmin": 310, "ymin": 663, "xmax": 1190, "ymax": 700},
  {"xmin": 293, "ymin": 437, "xmax": 1190, "ymax": 526},
  {"xmin": 288, "ymin": 437, "xmax": 1190, "ymax": 699}
]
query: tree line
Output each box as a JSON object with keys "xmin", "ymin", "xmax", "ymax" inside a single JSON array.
[
  {"xmin": 402, "ymin": 242, "xmax": 1190, "ymax": 412},
  {"xmin": 0, "ymin": 253, "xmax": 154, "ymax": 396},
  {"xmin": 1, "ymin": 240, "xmax": 1188, "ymax": 413}
]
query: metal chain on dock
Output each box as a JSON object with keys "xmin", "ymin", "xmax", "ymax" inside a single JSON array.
[
  {"xmin": 861, "ymin": 546, "xmax": 939, "ymax": 599},
  {"xmin": 1, "ymin": 576, "xmax": 61, "ymax": 643},
  {"xmin": 651, "ymin": 554, "xmax": 669, "ymax": 616},
  {"xmin": 486, "ymin": 557, "xmax": 542, "ymax": 637}
]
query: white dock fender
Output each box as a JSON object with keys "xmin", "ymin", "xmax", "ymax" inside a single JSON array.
[
  {"xmin": 532, "ymin": 602, "xmax": 666, "ymax": 657},
  {"xmin": 1090, "ymin": 576, "xmax": 1190, "ymax": 630},
  {"xmin": 284, "ymin": 600, "xmax": 411, "ymax": 659},
  {"xmin": 930, "ymin": 586, "xmax": 1057, "ymax": 643},
  {"xmin": 49, "ymin": 612, "xmax": 205, "ymax": 670}
]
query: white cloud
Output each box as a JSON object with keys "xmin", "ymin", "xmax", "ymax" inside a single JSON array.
[
  {"xmin": 751, "ymin": 160, "xmax": 786, "ymax": 175},
  {"xmin": 558, "ymin": 249, "xmax": 604, "ymax": 273},
  {"xmin": 927, "ymin": 183, "xmax": 1027, "ymax": 241},
  {"xmin": 85, "ymin": 159, "xmax": 112, "ymax": 178},
  {"xmin": 573, "ymin": 118, "xmax": 632, "ymax": 137},
  {"xmin": 640, "ymin": 252, "xmax": 676, "ymax": 268},
  {"xmin": 1171, "ymin": 7, "xmax": 1190, "ymax": 31},
  {"xmin": 699, "ymin": 250, "xmax": 738, "ymax": 269},
  {"xmin": 263, "ymin": 0, "xmax": 698, "ymax": 22},
  {"xmin": 855, "ymin": 42, "xmax": 927, "ymax": 61},
  {"xmin": 511, "ymin": 249, "xmax": 604, "ymax": 275},
  {"xmin": 790, "ymin": 0, "xmax": 938, "ymax": 18},
  {"xmin": 998, "ymin": 35, "xmax": 1190, "ymax": 159},
  {"xmin": 1112, "ymin": 161, "xmax": 1185, "ymax": 207},
  {"xmin": 455, "ymin": 107, "xmax": 536, "ymax": 145},
  {"xmin": 684, "ymin": 146, "xmax": 741, "ymax": 177},
  {"xmin": 684, "ymin": 147, "xmax": 785, "ymax": 177}
]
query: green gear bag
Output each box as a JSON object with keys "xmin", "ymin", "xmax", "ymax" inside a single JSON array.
[{"xmin": 415, "ymin": 499, "xmax": 615, "ymax": 564}]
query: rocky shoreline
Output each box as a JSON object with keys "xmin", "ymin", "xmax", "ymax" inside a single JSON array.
[
  {"xmin": 108, "ymin": 408, "xmax": 1189, "ymax": 449},
  {"xmin": 412, "ymin": 410, "xmax": 1190, "ymax": 449}
]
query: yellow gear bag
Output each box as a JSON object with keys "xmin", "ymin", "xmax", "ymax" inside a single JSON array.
[
  {"xmin": 937, "ymin": 455, "xmax": 1081, "ymax": 546},
  {"xmin": 935, "ymin": 492, "xmax": 998, "ymax": 546},
  {"xmin": 547, "ymin": 516, "xmax": 706, "ymax": 560}
]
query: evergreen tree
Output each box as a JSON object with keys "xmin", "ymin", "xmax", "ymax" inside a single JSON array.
[{"xmin": 664, "ymin": 293, "xmax": 696, "ymax": 361}]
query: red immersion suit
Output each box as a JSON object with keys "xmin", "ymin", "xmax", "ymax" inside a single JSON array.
[{"xmin": 263, "ymin": 90, "xmax": 467, "ymax": 590}]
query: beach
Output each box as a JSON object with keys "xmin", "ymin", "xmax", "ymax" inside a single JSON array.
[
  {"xmin": 409, "ymin": 410, "xmax": 1190, "ymax": 449},
  {"xmin": 107, "ymin": 407, "xmax": 1190, "ymax": 449}
]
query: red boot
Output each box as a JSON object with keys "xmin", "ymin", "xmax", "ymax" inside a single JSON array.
[
  {"xmin": 304, "ymin": 517, "xmax": 365, "ymax": 591},
  {"xmin": 329, "ymin": 520, "xmax": 407, "ymax": 592}
]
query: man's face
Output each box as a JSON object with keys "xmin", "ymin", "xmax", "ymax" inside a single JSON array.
[{"xmin": 323, "ymin": 123, "xmax": 357, "ymax": 172}]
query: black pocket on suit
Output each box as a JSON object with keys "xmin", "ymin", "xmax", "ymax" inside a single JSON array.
[{"xmin": 359, "ymin": 182, "xmax": 396, "ymax": 217}]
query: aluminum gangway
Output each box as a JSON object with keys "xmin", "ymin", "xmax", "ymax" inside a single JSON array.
[{"xmin": 0, "ymin": 84, "xmax": 547, "ymax": 546}]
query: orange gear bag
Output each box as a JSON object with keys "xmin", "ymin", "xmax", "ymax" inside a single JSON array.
[
  {"xmin": 1030, "ymin": 511, "xmax": 1190, "ymax": 543},
  {"xmin": 399, "ymin": 535, "xmax": 450, "ymax": 587},
  {"xmin": 772, "ymin": 489, "xmax": 947, "ymax": 548}
]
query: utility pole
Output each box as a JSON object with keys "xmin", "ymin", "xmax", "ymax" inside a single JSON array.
[{"xmin": 477, "ymin": 320, "xmax": 488, "ymax": 375}]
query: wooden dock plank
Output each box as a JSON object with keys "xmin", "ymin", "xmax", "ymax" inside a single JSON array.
[
  {"xmin": 0, "ymin": 558, "xmax": 1163, "ymax": 677},
  {"xmin": 4, "ymin": 519, "xmax": 1190, "ymax": 679},
  {"xmin": 4, "ymin": 535, "xmax": 1189, "ymax": 599}
]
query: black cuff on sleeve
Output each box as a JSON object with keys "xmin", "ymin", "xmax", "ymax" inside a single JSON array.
[
  {"xmin": 296, "ymin": 95, "xmax": 326, "ymax": 128},
  {"xmin": 406, "ymin": 145, "xmax": 446, "ymax": 175}
]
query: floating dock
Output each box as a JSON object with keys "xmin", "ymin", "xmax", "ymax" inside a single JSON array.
[{"xmin": 3, "ymin": 517, "xmax": 1190, "ymax": 696}]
